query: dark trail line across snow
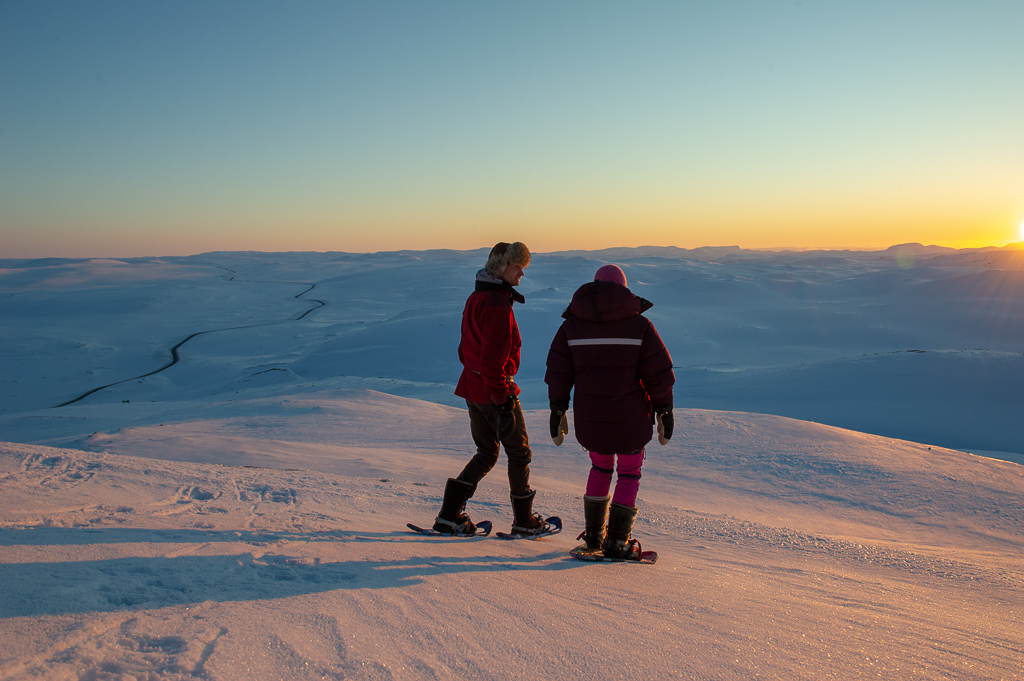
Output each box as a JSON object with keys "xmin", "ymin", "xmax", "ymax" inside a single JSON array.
[
  {"xmin": 53, "ymin": 283, "xmax": 327, "ymax": 408},
  {"xmin": 293, "ymin": 284, "xmax": 325, "ymax": 321},
  {"xmin": 53, "ymin": 326, "xmax": 262, "ymax": 408}
]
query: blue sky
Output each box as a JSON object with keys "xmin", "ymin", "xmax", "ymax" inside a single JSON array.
[{"xmin": 2, "ymin": 1, "xmax": 1023, "ymax": 257}]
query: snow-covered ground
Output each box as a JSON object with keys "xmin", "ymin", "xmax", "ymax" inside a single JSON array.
[{"xmin": 1, "ymin": 246, "xmax": 1022, "ymax": 679}]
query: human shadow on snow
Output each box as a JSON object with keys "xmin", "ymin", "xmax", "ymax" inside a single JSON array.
[
  {"xmin": 0, "ymin": 526, "xmax": 545, "ymax": 547},
  {"xmin": 0, "ymin": 548, "xmax": 584, "ymax": 618},
  {"xmin": 0, "ymin": 526, "xmax": 416, "ymax": 547}
]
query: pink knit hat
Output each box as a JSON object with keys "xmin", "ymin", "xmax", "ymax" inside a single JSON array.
[{"xmin": 594, "ymin": 264, "xmax": 627, "ymax": 287}]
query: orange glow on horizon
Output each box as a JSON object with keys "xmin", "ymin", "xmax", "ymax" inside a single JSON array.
[{"xmin": 3, "ymin": 202, "xmax": 1022, "ymax": 258}]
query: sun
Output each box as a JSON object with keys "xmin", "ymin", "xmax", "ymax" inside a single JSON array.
[{"xmin": 1019, "ymin": 218, "xmax": 1024, "ymax": 242}]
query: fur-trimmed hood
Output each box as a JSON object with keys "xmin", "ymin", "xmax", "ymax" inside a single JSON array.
[
  {"xmin": 484, "ymin": 242, "xmax": 531, "ymax": 278},
  {"xmin": 475, "ymin": 269, "xmax": 525, "ymax": 304}
]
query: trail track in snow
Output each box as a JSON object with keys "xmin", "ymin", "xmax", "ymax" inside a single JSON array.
[{"xmin": 53, "ymin": 282, "xmax": 326, "ymax": 408}]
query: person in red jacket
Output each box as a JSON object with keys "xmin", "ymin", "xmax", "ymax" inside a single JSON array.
[
  {"xmin": 545, "ymin": 264, "xmax": 675, "ymax": 559},
  {"xmin": 433, "ymin": 242, "xmax": 552, "ymax": 536}
]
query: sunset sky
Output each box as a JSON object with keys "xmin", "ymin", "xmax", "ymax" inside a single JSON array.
[{"xmin": 2, "ymin": 1, "xmax": 1023, "ymax": 258}]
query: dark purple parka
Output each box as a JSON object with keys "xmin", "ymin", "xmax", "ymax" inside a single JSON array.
[{"xmin": 544, "ymin": 280, "xmax": 675, "ymax": 455}]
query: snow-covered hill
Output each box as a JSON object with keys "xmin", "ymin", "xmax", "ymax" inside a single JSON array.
[
  {"xmin": 2, "ymin": 245, "xmax": 1022, "ymax": 455},
  {"xmin": 1, "ymin": 247, "xmax": 1022, "ymax": 679},
  {"xmin": 2, "ymin": 397, "xmax": 1022, "ymax": 680}
]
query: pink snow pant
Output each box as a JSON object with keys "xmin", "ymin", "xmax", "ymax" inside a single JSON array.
[{"xmin": 585, "ymin": 449, "xmax": 645, "ymax": 507}]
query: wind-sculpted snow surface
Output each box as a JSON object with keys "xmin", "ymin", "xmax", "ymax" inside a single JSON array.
[{"xmin": 1, "ymin": 400, "xmax": 1022, "ymax": 680}]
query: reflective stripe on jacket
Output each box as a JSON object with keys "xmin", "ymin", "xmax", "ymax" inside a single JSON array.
[{"xmin": 545, "ymin": 280, "xmax": 674, "ymax": 454}]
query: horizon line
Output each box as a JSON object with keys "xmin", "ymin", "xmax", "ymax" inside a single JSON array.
[{"xmin": 4, "ymin": 241, "xmax": 1023, "ymax": 262}]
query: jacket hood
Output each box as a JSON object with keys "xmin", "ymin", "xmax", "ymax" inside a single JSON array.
[
  {"xmin": 475, "ymin": 268, "xmax": 525, "ymax": 305},
  {"xmin": 563, "ymin": 281, "xmax": 652, "ymax": 322}
]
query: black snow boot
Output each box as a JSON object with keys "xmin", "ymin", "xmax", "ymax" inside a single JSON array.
[
  {"xmin": 603, "ymin": 502, "xmax": 642, "ymax": 560},
  {"xmin": 577, "ymin": 495, "xmax": 609, "ymax": 550},
  {"xmin": 510, "ymin": 489, "xmax": 547, "ymax": 535},
  {"xmin": 433, "ymin": 478, "xmax": 477, "ymax": 535}
]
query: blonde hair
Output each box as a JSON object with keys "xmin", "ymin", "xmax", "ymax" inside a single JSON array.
[{"xmin": 484, "ymin": 242, "xmax": 531, "ymax": 278}]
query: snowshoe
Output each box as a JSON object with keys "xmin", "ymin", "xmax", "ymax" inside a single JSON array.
[{"xmin": 408, "ymin": 520, "xmax": 492, "ymax": 537}]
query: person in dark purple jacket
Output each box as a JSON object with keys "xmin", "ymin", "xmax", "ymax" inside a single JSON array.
[{"xmin": 544, "ymin": 264, "xmax": 675, "ymax": 559}]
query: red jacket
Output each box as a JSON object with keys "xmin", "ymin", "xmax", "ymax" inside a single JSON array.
[
  {"xmin": 455, "ymin": 270, "xmax": 524, "ymax": 405},
  {"xmin": 545, "ymin": 281, "xmax": 674, "ymax": 454}
]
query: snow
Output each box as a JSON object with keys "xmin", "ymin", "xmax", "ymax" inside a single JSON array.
[{"xmin": 1, "ymin": 246, "xmax": 1022, "ymax": 680}]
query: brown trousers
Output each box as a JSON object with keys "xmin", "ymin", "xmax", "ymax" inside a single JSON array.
[{"xmin": 457, "ymin": 398, "xmax": 533, "ymax": 496}]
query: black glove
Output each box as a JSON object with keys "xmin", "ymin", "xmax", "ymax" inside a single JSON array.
[
  {"xmin": 655, "ymin": 406, "xmax": 673, "ymax": 444},
  {"xmin": 494, "ymin": 397, "xmax": 517, "ymax": 441},
  {"xmin": 549, "ymin": 401, "xmax": 569, "ymax": 445}
]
